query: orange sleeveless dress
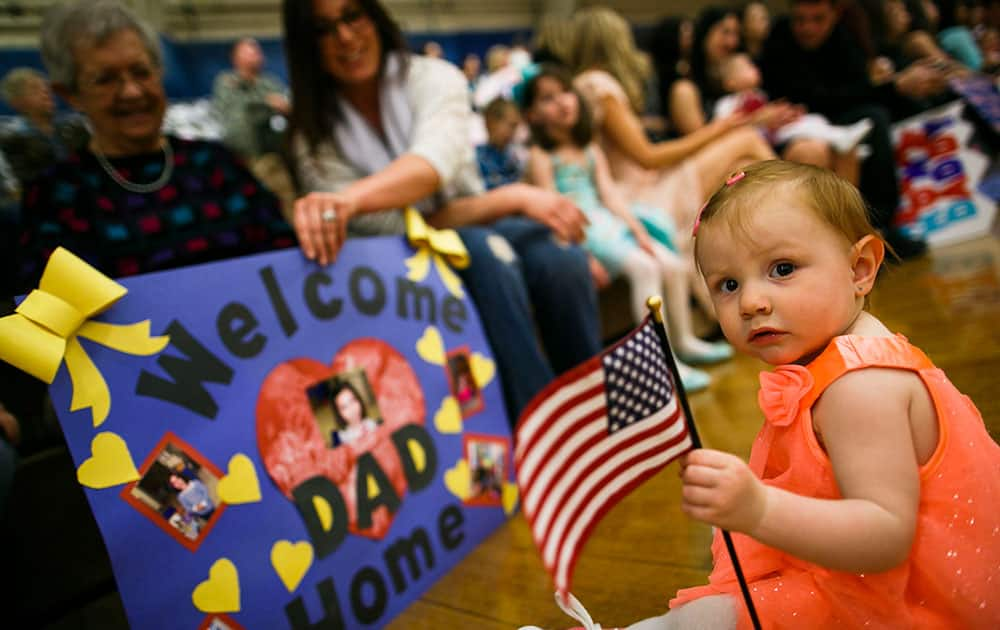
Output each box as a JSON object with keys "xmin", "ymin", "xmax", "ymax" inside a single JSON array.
[{"xmin": 670, "ymin": 335, "xmax": 1000, "ymax": 629}]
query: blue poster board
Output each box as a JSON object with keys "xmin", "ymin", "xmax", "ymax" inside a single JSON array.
[{"xmin": 42, "ymin": 237, "xmax": 515, "ymax": 629}]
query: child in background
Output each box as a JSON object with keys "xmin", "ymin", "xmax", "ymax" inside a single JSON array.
[
  {"xmin": 714, "ymin": 54, "xmax": 873, "ymax": 156},
  {"xmin": 476, "ymin": 97, "xmax": 525, "ymax": 190},
  {"xmin": 526, "ymin": 160, "xmax": 1000, "ymax": 629},
  {"xmin": 521, "ymin": 64, "xmax": 732, "ymax": 391}
]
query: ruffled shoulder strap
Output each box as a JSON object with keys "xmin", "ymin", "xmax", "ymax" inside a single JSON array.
[{"xmin": 801, "ymin": 334, "xmax": 935, "ymax": 409}]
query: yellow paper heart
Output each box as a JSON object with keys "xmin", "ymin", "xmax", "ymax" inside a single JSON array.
[
  {"xmin": 471, "ymin": 353, "xmax": 495, "ymax": 388},
  {"xmin": 433, "ymin": 396, "xmax": 462, "ymax": 434},
  {"xmin": 502, "ymin": 482, "xmax": 519, "ymax": 515},
  {"xmin": 217, "ymin": 453, "xmax": 261, "ymax": 505},
  {"xmin": 76, "ymin": 432, "xmax": 139, "ymax": 489},
  {"xmin": 443, "ymin": 459, "xmax": 470, "ymax": 501},
  {"xmin": 192, "ymin": 558, "xmax": 241, "ymax": 613},
  {"xmin": 271, "ymin": 540, "xmax": 314, "ymax": 593},
  {"xmin": 415, "ymin": 326, "xmax": 445, "ymax": 366}
]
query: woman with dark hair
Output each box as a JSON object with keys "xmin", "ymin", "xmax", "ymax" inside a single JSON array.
[
  {"xmin": 671, "ymin": 6, "xmax": 839, "ymax": 171},
  {"xmin": 281, "ymin": 0, "xmax": 603, "ymax": 424},
  {"xmin": 741, "ymin": 1, "xmax": 772, "ymax": 61},
  {"xmin": 644, "ymin": 16, "xmax": 695, "ymax": 124}
]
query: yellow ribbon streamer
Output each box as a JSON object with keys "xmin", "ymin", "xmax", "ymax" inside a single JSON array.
[
  {"xmin": 0, "ymin": 247, "xmax": 170, "ymax": 426},
  {"xmin": 404, "ymin": 208, "xmax": 470, "ymax": 298}
]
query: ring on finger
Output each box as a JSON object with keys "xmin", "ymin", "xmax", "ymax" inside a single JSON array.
[{"xmin": 321, "ymin": 208, "xmax": 337, "ymax": 223}]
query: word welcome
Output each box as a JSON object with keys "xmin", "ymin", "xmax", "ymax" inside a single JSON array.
[{"xmin": 133, "ymin": 263, "xmax": 467, "ymax": 419}]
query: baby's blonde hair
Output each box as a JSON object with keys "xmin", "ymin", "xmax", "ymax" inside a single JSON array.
[
  {"xmin": 696, "ymin": 160, "xmax": 882, "ymax": 249},
  {"xmin": 694, "ymin": 161, "xmax": 890, "ymax": 307}
]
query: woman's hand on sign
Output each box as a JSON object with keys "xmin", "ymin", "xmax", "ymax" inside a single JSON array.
[
  {"xmin": 516, "ymin": 184, "xmax": 589, "ymax": 243},
  {"xmin": 292, "ymin": 192, "xmax": 358, "ymax": 266}
]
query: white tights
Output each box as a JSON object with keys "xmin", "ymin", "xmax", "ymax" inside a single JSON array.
[{"xmin": 625, "ymin": 595, "xmax": 738, "ymax": 630}]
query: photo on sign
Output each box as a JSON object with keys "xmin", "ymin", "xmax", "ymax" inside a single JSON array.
[
  {"xmin": 121, "ymin": 433, "xmax": 226, "ymax": 551},
  {"xmin": 307, "ymin": 367, "xmax": 384, "ymax": 449},
  {"xmin": 446, "ymin": 347, "xmax": 484, "ymax": 418},
  {"xmin": 463, "ymin": 434, "xmax": 509, "ymax": 506},
  {"xmin": 198, "ymin": 613, "xmax": 244, "ymax": 630}
]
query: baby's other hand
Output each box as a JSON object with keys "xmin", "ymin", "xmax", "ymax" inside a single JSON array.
[{"xmin": 679, "ymin": 448, "xmax": 766, "ymax": 534}]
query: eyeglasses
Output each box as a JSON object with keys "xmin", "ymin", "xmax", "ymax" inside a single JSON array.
[
  {"xmin": 313, "ymin": 7, "xmax": 369, "ymax": 39},
  {"xmin": 78, "ymin": 63, "xmax": 160, "ymax": 95}
]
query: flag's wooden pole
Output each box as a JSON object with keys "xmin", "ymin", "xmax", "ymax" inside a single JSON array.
[{"xmin": 646, "ymin": 296, "xmax": 762, "ymax": 630}]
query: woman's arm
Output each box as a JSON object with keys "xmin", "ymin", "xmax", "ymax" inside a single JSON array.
[
  {"xmin": 681, "ymin": 368, "xmax": 922, "ymax": 573},
  {"xmin": 427, "ymin": 182, "xmax": 587, "ymax": 243},
  {"xmin": 341, "ymin": 154, "xmax": 441, "ymax": 213},
  {"xmin": 669, "ymin": 78, "xmax": 709, "ymax": 135},
  {"xmin": 601, "ymin": 93, "xmax": 743, "ymax": 170}
]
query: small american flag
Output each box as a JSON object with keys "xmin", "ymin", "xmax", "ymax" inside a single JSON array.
[{"xmin": 515, "ymin": 316, "xmax": 694, "ymax": 596}]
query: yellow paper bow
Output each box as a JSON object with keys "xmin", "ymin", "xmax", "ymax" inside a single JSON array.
[
  {"xmin": 0, "ymin": 247, "xmax": 169, "ymax": 426},
  {"xmin": 404, "ymin": 208, "xmax": 470, "ymax": 298}
]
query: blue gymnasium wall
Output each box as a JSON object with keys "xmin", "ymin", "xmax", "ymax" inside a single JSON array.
[{"xmin": 0, "ymin": 28, "xmax": 533, "ymax": 116}]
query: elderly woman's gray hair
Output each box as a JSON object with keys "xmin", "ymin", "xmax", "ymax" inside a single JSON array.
[
  {"xmin": 39, "ymin": 0, "xmax": 163, "ymax": 91},
  {"xmin": 0, "ymin": 67, "xmax": 46, "ymax": 106}
]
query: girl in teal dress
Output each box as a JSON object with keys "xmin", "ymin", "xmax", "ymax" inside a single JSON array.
[{"xmin": 521, "ymin": 65, "xmax": 731, "ymax": 389}]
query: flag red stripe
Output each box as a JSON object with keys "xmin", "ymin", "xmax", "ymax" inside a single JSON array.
[
  {"xmin": 550, "ymin": 424, "xmax": 691, "ymax": 570},
  {"xmin": 523, "ymin": 414, "xmax": 610, "ymax": 549},
  {"xmin": 553, "ymin": 433, "xmax": 693, "ymax": 592},
  {"xmin": 516, "ymin": 365, "xmax": 603, "ymax": 460},
  {"xmin": 521, "ymin": 404, "xmax": 607, "ymax": 518},
  {"xmin": 543, "ymin": 415, "xmax": 689, "ymax": 569},
  {"xmin": 538, "ymin": 404, "xmax": 684, "ymax": 563},
  {"xmin": 516, "ymin": 380, "xmax": 606, "ymax": 487}
]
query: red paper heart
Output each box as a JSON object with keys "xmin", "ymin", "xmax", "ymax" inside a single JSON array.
[{"xmin": 256, "ymin": 338, "xmax": 426, "ymax": 539}]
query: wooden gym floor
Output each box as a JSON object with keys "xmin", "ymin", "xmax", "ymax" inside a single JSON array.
[{"xmin": 388, "ymin": 234, "xmax": 1000, "ymax": 630}]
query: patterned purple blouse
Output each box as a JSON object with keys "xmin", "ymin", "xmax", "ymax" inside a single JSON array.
[{"xmin": 15, "ymin": 136, "xmax": 295, "ymax": 293}]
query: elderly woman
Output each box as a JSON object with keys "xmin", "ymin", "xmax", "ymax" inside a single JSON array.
[
  {"xmin": 12, "ymin": 0, "xmax": 294, "ymax": 294},
  {"xmin": 282, "ymin": 0, "xmax": 602, "ymax": 422}
]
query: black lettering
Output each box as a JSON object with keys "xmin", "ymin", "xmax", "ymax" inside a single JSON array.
[
  {"xmin": 260, "ymin": 265, "xmax": 298, "ymax": 337},
  {"xmin": 285, "ymin": 577, "xmax": 345, "ymax": 630},
  {"xmin": 390, "ymin": 424, "xmax": 437, "ymax": 492},
  {"xmin": 349, "ymin": 266, "xmax": 385, "ymax": 316},
  {"xmin": 303, "ymin": 271, "xmax": 343, "ymax": 320},
  {"xmin": 349, "ymin": 567, "xmax": 388, "ymax": 625},
  {"xmin": 216, "ymin": 302, "xmax": 266, "ymax": 359},
  {"xmin": 395, "ymin": 277, "xmax": 436, "ymax": 323},
  {"xmin": 355, "ymin": 453, "xmax": 401, "ymax": 530},
  {"xmin": 441, "ymin": 295, "xmax": 467, "ymax": 333},
  {"xmin": 135, "ymin": 320, "xmax": 234, "ymax": 419},
  {"xmin": 382, "ymin": 527, "xmax": 435, "ymax": 594},
  {"xmin": 292, "ymin": 476, "xmax": 348, "ymax": 559},
  {"xmin": 438, "ymin": 504, "xmax": 465, "ymax": 551}
]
